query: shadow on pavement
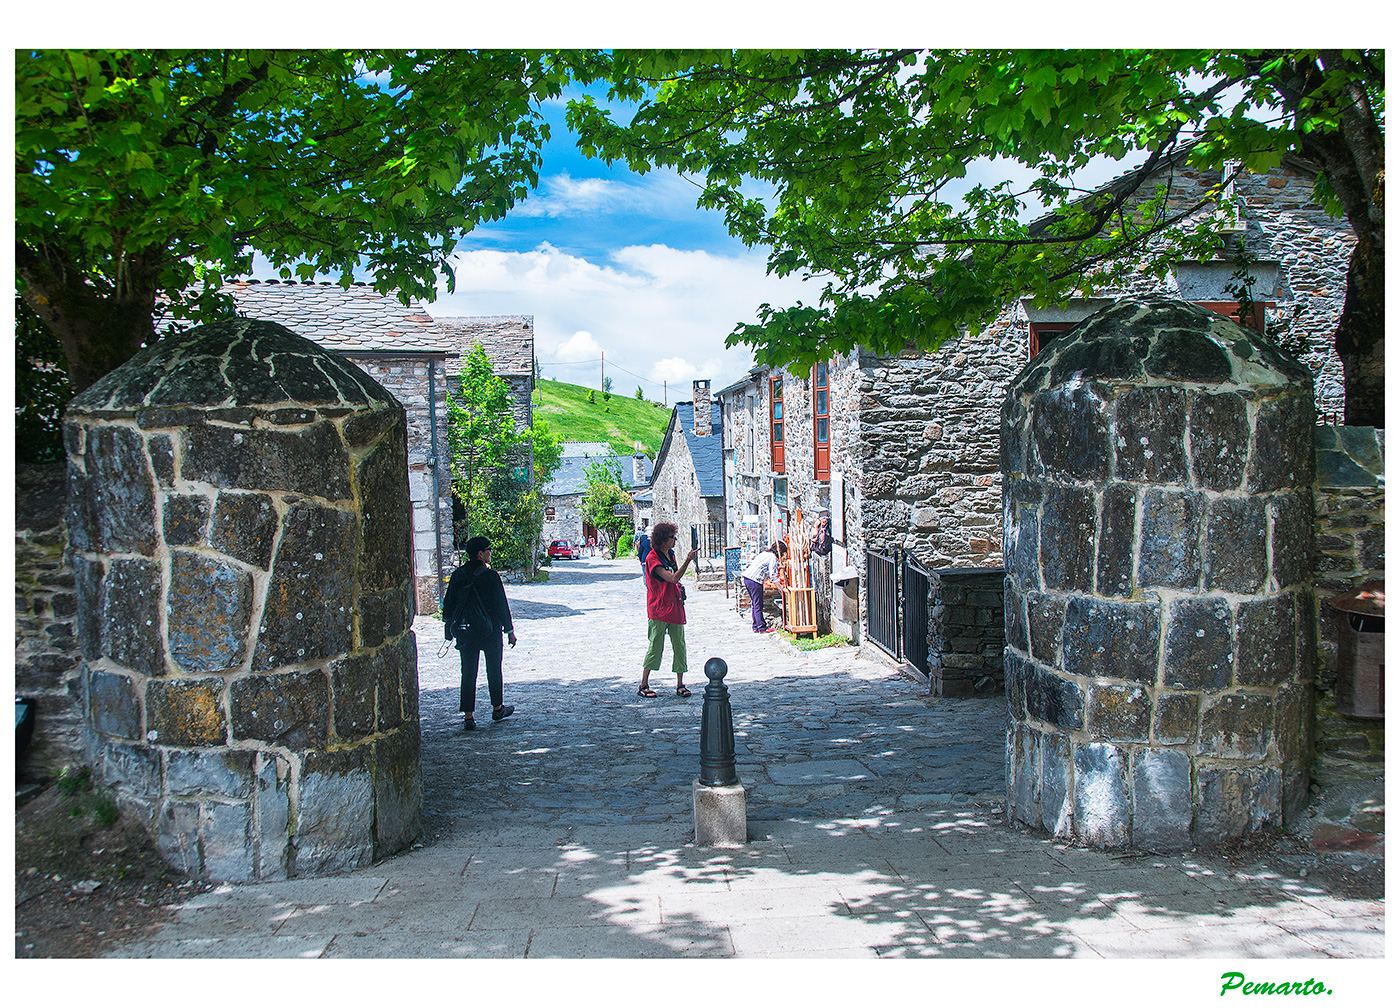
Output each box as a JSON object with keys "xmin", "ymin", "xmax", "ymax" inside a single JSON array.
[{"xmin": 509, "ymin": 600, "xmax": 597, "ymax": 620}]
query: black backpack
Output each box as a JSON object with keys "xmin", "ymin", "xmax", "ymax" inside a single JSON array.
[{"xmin": 449, "ymin": 567, "xmax": 493, "ymax": 637}]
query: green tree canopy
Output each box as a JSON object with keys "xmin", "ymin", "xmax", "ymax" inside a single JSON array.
[
  {"xmin": 569, "ymin": 49, "xmax": 1384, "ymax": 424},
  {"xmin": 16, "ymin": 49, "xmax": 571, "ymax": 391},
  {"xmin": 579, "ymin": 458, "xmax": 633, "ymax": 555},
  {"xmin": 530, "ymin": 413, "xmax": 564, "ymax": 487},
  {"xmin": 447, "ymin": 343, "xmax": 530, "ymax": 536}
]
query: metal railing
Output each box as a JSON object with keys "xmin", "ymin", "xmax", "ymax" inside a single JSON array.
[
  {"xmin": 901, "ymin": 555, "xmax": 931, "ymax": 675},
  {"xmin": 696, "ymin": 521, "xmax": 726, "ymax": 559},
  {"xmin": 866, "ymin": 549, "xmax": 900, "ymax": 658}
]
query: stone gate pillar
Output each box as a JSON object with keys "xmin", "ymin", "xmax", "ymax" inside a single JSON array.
[
  {"xmin": 1001, "ymin": 297, "xmax": 1315, "ymax": 849},
  {"xmin": 65, "ymin": 318, "xmax": 422, "ymax": 880}
]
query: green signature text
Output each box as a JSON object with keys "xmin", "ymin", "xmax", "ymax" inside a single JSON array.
[{"xmin": 1221, "ymin": 973, "xmax": 1331, "ymax": 996}]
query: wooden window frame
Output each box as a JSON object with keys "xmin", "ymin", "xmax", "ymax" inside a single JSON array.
[
  {"xmin": 812, "ymin": 361, "xmax": 830, "ymax": 481},
  {"xmin": 1028, "ymin": 321, "xmax": 1075, "ymax": 360},
  {"xmin": 1197, "ymin": 301, "xmax": 1269, "ymax": 333},
  {"xmin": 769, "ymin": 376, "xmax": 785, "ymax": 473}
]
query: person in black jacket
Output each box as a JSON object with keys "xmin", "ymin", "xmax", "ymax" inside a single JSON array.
[{"xmin": 443, "ymin": 535, "xmax": 518, "ymax": 730}]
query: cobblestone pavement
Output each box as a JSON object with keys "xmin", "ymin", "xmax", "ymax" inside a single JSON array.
[
  {"xmin": 107, "ymin": 557, "xmax": 1384, "ymax": 959},
  {"xmin": 416, "ymin": 554, "xmax": 1006, "ymax": 840}
]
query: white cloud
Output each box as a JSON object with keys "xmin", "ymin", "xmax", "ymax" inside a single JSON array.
[
  {"xmin": 430, "ymin": 241, "xmax": 823, "ymax": 395},
  {"xmin": 554, "ymin": 330, "xmax": 603, "ymax": 360},
  {"xmin": 511, "ymin": 171, "xmax": 695, "ymax": 220}
]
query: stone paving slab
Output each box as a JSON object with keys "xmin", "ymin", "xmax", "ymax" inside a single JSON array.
[
  {"xmin": 767, "ymin": 759, "xmax": 877, "ymax": 785},
  {"xmin": 100, "ymin": 557, "xmax": 1384, "ymax": 959},
  {"xmin": 274, "ymin": 897, "xmax": 478, "ymax": 935},
  {"xmin": 1078, "ymin": 921, "xmax": 1325, "ymax": 958},
  {"xmin": 1277, "ymin": 918, "xmax": 1386, "ymax": 957},
  {"xmin": 321, "ymin": 928, "xmax": 531, "ymax": 958},
  {"xmin": 467, "ymin": 893, "xmax": 662, "ymax": 930},
  {"xmin": 523, "ymin": 922, "xmax": 734, "ymax": 958},
  {"xmin": 177, "ymin": 876, "xmax": 389, "ymax": 909},
  {"xmin": 108, "ymin": 935, "xmax": 333, "ymax": 959}
]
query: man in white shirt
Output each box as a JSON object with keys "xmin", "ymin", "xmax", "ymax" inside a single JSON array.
[{"xmin": 741, "ymin": 541, "xmax": 788, "ymax": 633}]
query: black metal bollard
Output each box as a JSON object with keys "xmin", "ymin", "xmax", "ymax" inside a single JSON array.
[{"xmin": 699, "ymin": 657, "xmax": 738, "ymax": 786}]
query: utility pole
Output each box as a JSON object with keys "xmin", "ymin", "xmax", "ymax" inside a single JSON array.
[
  {"xmin": 664, "ymin": 380, "xmax": 668, "ymax": 406},
  {"xmin": 601, "ymin": 352, "xmax": 605, "ymax": 392}
]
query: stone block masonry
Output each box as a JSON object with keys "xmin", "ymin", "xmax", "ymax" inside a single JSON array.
[
  {"xmin": 65, "ymin": 318, "xmax": 422, "ymax": 881},
  {"xmin": 1309, "ymin": 425, "xmax": 1384, "ymax": 824},
  {"xmin": 16, "ymin": 464, "xmax": 87, "ymax": 776},
  {"xmin": 928, "ymin": 568, "xmax": 1006, "ymax": 698},
  {"xmin": 1002, "ymin": 297, "xmax": 1315, "ymax": 850}
]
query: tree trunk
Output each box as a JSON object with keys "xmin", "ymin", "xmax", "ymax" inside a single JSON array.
[
  {"xmin": 1264, "ymin": 52, "xmax": 1385, "ymax": 428},
  {"xmin": 16, "ymin": 244, "xmax": 162, "ymax": 394},
  {"xmin": 1336, "ymin": 235, "xmax": 1386, "ymax": 427}
]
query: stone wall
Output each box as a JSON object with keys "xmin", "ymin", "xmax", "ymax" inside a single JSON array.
[
  {"xmin": 1002, "ymin": 298, "xmax": 1315, "ymax": 849},
  {"xmin": 65, "ymin": 319, "xmax": 422, "ymax": 881},
  {"xmin": 1309, "ymin": 425, "xmax": 1384, "ymax": 828},
  {"xmin": 541, "ymin": 492, "xmax": 586, "ymax": 547},
  {"xmin": 720, "ymin": 374, "xmax": 776, "ymax": 550},
  {"xmin": 348, "ymin": 355, "xmax": 452, "ymax": 615},
  {"xmin": 1163, "ymin": 163, "xmax": 1351, "ymax": 422},
  {"xmin": 928, "ymin": 569, "xmax": 1007, "ymax": 698},
  {"xmin": 15, "ymin": 464, "xmax": 85, "ymax": 778},
  {"xmin": 649, "ymin": 410, "xmax": 723, "ymax": 543},
  {"xmin": 853, "ymin": 334, "xmax": 1019, "ymax": 572}
]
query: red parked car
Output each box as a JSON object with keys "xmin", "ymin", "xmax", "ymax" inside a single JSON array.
[{"xmin": 548, "ymin": 540, "xmax": 576, "ymax": 560}]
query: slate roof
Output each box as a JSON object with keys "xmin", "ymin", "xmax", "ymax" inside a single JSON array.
[
  {"xmin": 219, "ymin": 284, "xmax": 537, "ymax": 380},
  {"xmin": 434, "ymin": 316, "xmax": 535, "ymax": 377},
  {"xmin": 223, "ymin": 280, "xmax": 451, "ymax": 352},
  {"xmin": 717, "ymin": 365, "xmax": 765, "ymax": 398},
  {"xmin": 542, "ymin": 450, "xmax": 651, "ymax": 497},
  {"xmin": 655, "ymin": 401, "xmax": 724, "ymax": 498}
]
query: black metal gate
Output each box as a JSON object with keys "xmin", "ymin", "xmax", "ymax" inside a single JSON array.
[
  {"xmin": 696, "ymin": 521, "xmax": 725, "ymax": 559},
  {"xmin": 866, "ymin": 549, "xmax": 900, "ymax": 658},
  {"xmin": 901, "ymin": 555, "xmax": 930, "ymax": 675}
]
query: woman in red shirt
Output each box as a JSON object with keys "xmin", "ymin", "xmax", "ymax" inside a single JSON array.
[{"xmin": 639, "ymin": 521, "xmax": 698, "ymax": 698}]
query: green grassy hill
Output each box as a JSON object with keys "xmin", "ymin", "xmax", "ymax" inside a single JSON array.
[{"xmin": 533, "ymin": 379, "xmax": 671, "ymax": 459}]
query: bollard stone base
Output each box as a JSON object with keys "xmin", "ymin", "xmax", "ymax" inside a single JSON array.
[{"xmin": 693, "ymin": 780, "xmax": 747, "ymax": 846}]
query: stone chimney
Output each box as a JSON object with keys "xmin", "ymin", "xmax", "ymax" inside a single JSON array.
[
  {"xmin": 692, "ymin": 380, "xmax": 712, "ymax": 437},
  {"xmin": 633, "ymin": 440, "xmax": 647, "ymax": 485}
]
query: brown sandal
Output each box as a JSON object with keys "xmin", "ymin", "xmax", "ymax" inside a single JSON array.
[
  {"xmin": 675, "ymin": 685, "xmax": 691, "ymax": 698},
  {"xmin": 637, "ymin": 686, "xmax": 658, "ymax": 698}
]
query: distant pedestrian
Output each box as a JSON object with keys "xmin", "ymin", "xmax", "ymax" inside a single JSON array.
[
  {"xmin": 444, "ymin": 535, "xmax": 517, "ymax": 730},
  {"xmin": 636, "ymin": 523, "xmax": 651, "ymax": 569},
  {"xmin": 638, "ymin": 521, "xmax": 698, "ymax": 699},
  {"xmin": 741, "ymin": 541, "xmax": 788, "ymax": 633}
]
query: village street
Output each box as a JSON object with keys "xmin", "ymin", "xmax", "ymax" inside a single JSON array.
[{"xmin": 105, "ymin": 556, "xmax": 1383, "ymax": 959}]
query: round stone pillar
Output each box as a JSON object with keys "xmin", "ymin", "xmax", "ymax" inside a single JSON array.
[
  {"xmin": 1001, "ymin": 296, "xmax": 1315, "ymax": 849},
  {"xmin": 65, "ymin": 318, "xmax": 422, "ymax": 880}
]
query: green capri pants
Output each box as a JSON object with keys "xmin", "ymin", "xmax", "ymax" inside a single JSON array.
[{"xmin": 644, "ymin": 619, "xmax": 687, "ymax": 673}]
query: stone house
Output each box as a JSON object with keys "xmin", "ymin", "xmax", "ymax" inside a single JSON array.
[
  {"xmin": 541, "ymin": 442, "xmax": 651, "ymax": 550},
  {"xmin": 718, "ymin": 155, "xmax": 1364, "ymax": 695},
  {"xmin": 649, "ymin": 382, "xmax": 726, "ymax": 566},
  {"xmin": 220, "ymin": 281, "xmax": 535, "ymax": 612}
]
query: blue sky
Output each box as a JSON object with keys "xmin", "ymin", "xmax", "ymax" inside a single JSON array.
[
  {"xmin": 246, "ymin": 81, "xmax": 825, "ymax": 400},
  {"xmin": 238, "ymin": 50, "xmax": 1162, "ymax": 402},
  {"xmin": 420, "ymin": 89, "xmax": 825, "ymax": 399}
]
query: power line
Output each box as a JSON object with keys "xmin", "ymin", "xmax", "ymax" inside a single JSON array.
[{"xmin": 537, "ymin": 356, "xmax": 670, "ymax": 391}]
